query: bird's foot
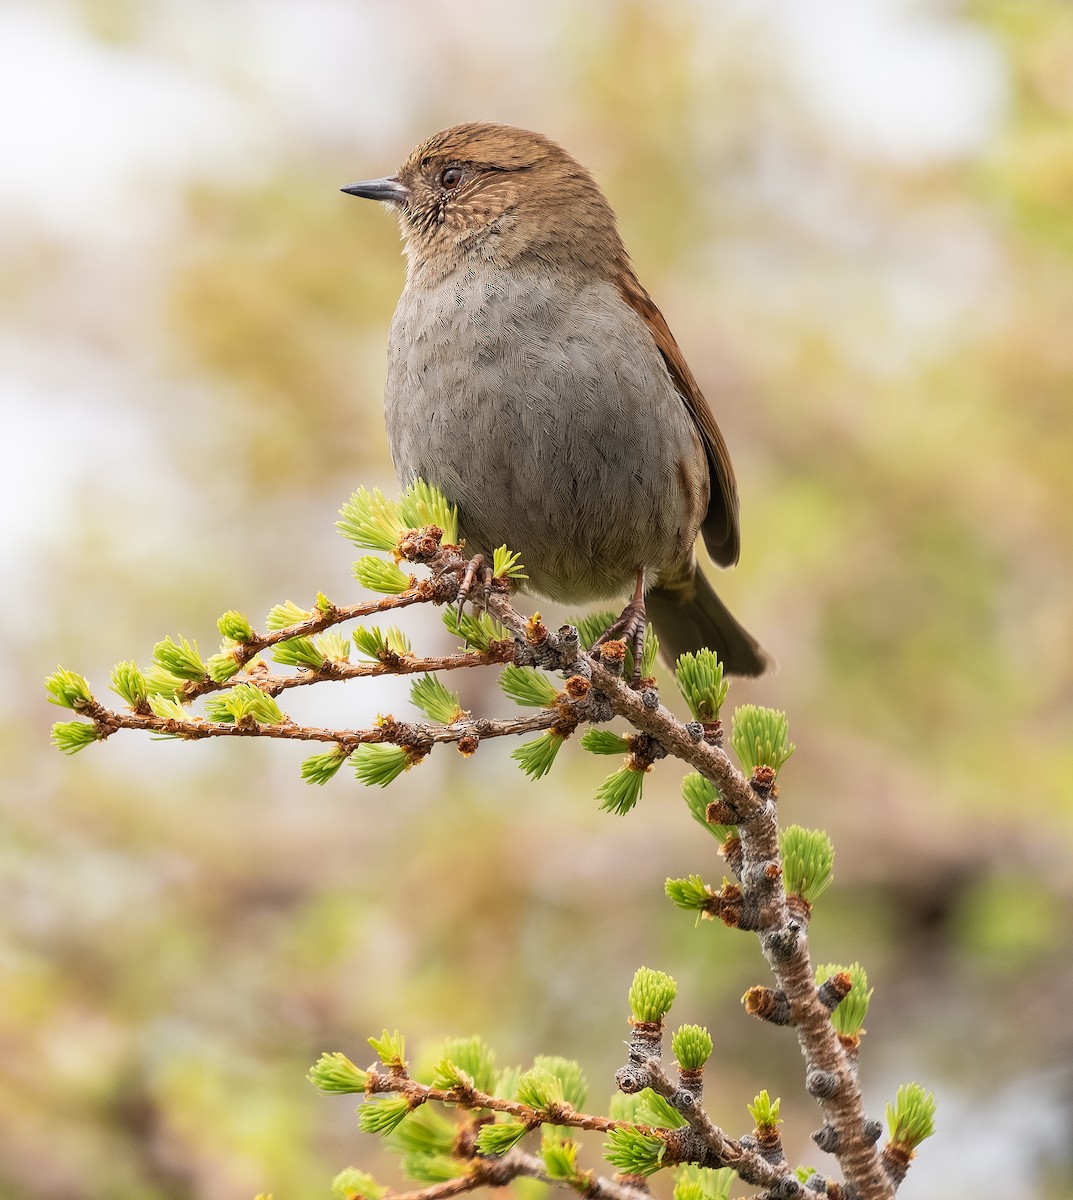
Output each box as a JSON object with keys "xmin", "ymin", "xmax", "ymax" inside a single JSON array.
[
  {"xmin": 593, "ymin": 596, "xmax": 648, "ymax": 685},
  {"xmin": 455, "ymin": 552, "xmax": 494, "ymax": 617}
]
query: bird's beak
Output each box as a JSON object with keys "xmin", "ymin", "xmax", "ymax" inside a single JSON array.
[{"xmin": 340, "ymin": 176, "xmax": 410, "ymax": 204}]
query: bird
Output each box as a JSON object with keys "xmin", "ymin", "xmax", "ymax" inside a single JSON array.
[{"xmin": 342, "ymin": 122, "xmax": 768, "ymax": 676}]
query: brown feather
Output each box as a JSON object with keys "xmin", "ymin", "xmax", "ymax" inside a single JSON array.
[{"xmin": 615, "ymin": 269, "xmax": 741, "ymax": 567}]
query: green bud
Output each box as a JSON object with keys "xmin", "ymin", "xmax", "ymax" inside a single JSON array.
[
  {"xmin": 337, "ymin": 487, "xmax": 406, "ymax": 551},
  {"xmin": 109, "ymin": 661, "xmax": 148, "ymax": 708},
  {"xmin": 357, "ymin": 1096, "xmax": 412, "ymax": 1136},
  {"xmin": 634, "ymin": 1088, "xmax": 687, "ymax": 1130},
  {"xmin": 147, "ymin": 693, "xmax": 188, "ymax": 723},
  {"xmin": 265, "ymin": 600, "xmax": 311, "ymax": 632},
  {"xmin": 272, "ymin": 635, "xmax": 326, "ymax": 669},
  {"xmin": 331, "ymin": 1167, "xmax": 387, "ymax": 1200},
  {"xmin": 671, "ymin": 1024, "xmax": 713, "ymax": 1071},
  {"xmin": 300, "ymin": 746, "xmax": 350, "ymax": 786},
  {"xmin": 780, "ymin": 825, "xmax": 834, "ymax": 903},
  {"xmin": 475, "ymin": 1121, "xmax": 530, "ymax": 1156},
  {"xmin": 499, "ymin": 664, "xmax": 559, "ymax": 707},
  {"xmin": 886, "ymin": 1083, "xmax": 936, "ymax": 1151},
  {"xmin": 541, "ymin": 1135, "xmax": 583, "ymax": 1183},
  {"xmin": 45, "ymin": 667, "xmax": 94, "ymax": 710},
  {"xmin": 217, "ymin": 610, "xmax": 254, "ymax": 642},
  {"xmin": 152, "ymin": 635, "xmax": 206, "ymax": 682},
  {"xmin": 603, "ymin": 1127, "xmax": 666, "ymax": 1177},
  {"xmin": 429, "ymin": 1058, "xmax": 475, "ymax": 1092},
  {"xmin": 399, "ymin": 1153, "xmax": 461, "ymax": 1184},
  {"xmin": 316, "ymin": 630, "xmax": 351, "ymax": 664},
  {"xmin": 675, "ymin": 649, "xmax": 728, "ymax": 722},
  {"xmin": 628, "ymin": 966, "xmax": 677, "ymax": 1023},
  {"xmin": 579, "ymin": 729, "xmax": 631, "ymax": 755},
  {"xmin": 367, "ymin": 1029, "xmax": 405, "ymax": 1069},
  {"xmin": 398, "ymin": 478, "xmax": 459, "ymax": 544},
  {"xmin": 494, "ymin": 1065, "xmax": 521, "ymax": 1102},
  {"xmin": 50, "ymin": 720, "xmax": 102, "ymax": 755},
  {"xmin": 515, "ymin": 1067, "xmax": 564, "ymax": 1110},
  {"xmin": 638, "ymin": 624, "xmax": 659, "ymax": 679},
  {"xmin": 730, "ymin": 704, "xmax": 794, "ymax": 776},
  {"xmin": 748, "ymin": 1090, "xmax": 781, "ymax": 1129},
  {"xmin": 664, "ymin": 875, "xmax": 713, "ymax": 912},
  {"xmin": 511, "ymin": 731, "xmax": 565, "ymax": 779},
  {"xmin": 440, "ymin": 1036, "xmax": 497, "ymax": 1093},
  {"xmin": 681, "ymin": 772, "xmax": 735, "ymax": 840},
  {"xmin": 353, "ymin": 624, "xmax": 412, "ymax": 660},
  {"xmin": 410, "ymin": 674, "xmax": 465, "ymax": 724},
  {"xmin": 596, "ymin": 765, "xmax": 646, "ymax": 816},
  {"xmin": 441, "ymin": 606, "xmax": 508, "ymax": 652},
  {"xmin": 673, "ymin": 1171, "xmax": 710, "ymax": 1200},
  {"xmin": 816, "ymin": 962, "xmax": 872, "ymax": 1036},
  {"xmin": 491, "ymin": 544, "xmax": 527, "ymax": 581},
  {"xmin": 607, "ymin": 1092, "xmax": 643, "ymax": 1122},
  {"xmin": 203, "ymin": 683, "xmax": 285, "ymax": 726},
  {"xmin": 205, "ymin": 650, "xmax": 243, "ymax": 683},
  {"xmin": 673, "ymin": 1165, "xmax": 735, "ymax": 1200},
  {"xmin": 352, "ymin": 744, "xmax": 414, "ymax": 787},
  {"xmin": 352, "ymin": 556, "xmax": 412, "ymax": 595},
  {"xmin": 532, "ymin": 1055, "xmax": 587, "ymax": 1109},
  {"xmin": 144, "ymin": 667, "xmax": 185, "ymax": 698},
  {"xmin": 308, "ymin": 1052, "xmax": 369, "ymax": 1094}
]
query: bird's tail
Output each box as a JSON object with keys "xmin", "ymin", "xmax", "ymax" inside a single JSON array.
[{"xmin": 648, "ymin": 568, "xmax": 771, "ymax": 677}]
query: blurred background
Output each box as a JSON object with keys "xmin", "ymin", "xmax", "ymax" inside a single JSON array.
[{"xmin": 4, "ymin": 0, "xmax": 1072, "ymax": 1196}]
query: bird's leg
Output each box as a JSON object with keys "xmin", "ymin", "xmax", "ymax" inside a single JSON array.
[
  {"xmin": 455, "ymin": 552, "xmax": 494, "ymax": 616},
  {"xmin": 593, "ymin": 570, "xmax": 648, "ymax": 683}
]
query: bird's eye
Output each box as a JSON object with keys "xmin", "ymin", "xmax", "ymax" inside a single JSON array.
[{"xmin": 439, "ymin": 166, "xmax": 464, "ymax": 190}]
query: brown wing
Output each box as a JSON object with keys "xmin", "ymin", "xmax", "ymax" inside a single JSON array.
[{"xmin": 617, "ymin": 271, "xmax": 740, "ymax": 567}]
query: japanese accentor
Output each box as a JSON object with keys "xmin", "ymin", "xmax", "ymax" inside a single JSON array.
[{"xmin": 343, "ymin": 122, "xmax": 768, "ymax": 675}]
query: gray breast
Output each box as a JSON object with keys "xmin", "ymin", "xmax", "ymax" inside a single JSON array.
[{"xmin": 383, "ymin": 266, "xmax": 706, "ymax": 603}]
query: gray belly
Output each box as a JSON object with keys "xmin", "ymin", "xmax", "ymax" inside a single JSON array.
[{"xmin": 383, "ymin": 268, "xmax": 706, "ymax": 603}]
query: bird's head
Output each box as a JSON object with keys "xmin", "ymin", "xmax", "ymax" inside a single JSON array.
[{"xmin": 342, "ymin": 122, "xmax": 625, "ymax": 277}]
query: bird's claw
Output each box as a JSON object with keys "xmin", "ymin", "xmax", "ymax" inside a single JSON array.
[
  {"xmin": 456, "ymin": 552, "xmax": 494, "ymax": 617},
  {"xmin": 593, "ymin": 597, "xmax": 648, "ymax": 684}
]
